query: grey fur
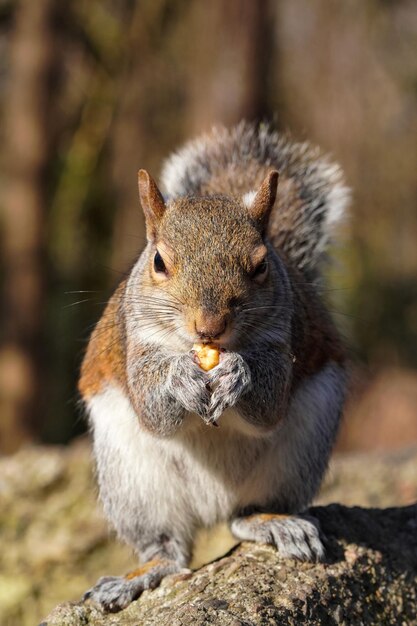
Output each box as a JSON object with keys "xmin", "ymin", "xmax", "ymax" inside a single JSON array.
[
  {"xmin": 84, "ymin": 560, "xmax": 187, "ymax": 612},
  {"xmin": 206, "ymin": 351, "xmax": 252, "ymax": 423},
  {"xmin": 83, "ymin": 122, "xmax": 350, "ymax": 611},
  {"xmin": 230, "ymin": 514, "xmax": 324, "ymax": 561},
  {"xmin": 88, "ymin": 361, "xmax": 346, "ymax": 574},
  {"xmin": 161, "ymin": 121, "xmax": 349, "ymax": 275},
  {"xmin": 167, "ymin": 354, "xmax": 211, "ymax": 421}
]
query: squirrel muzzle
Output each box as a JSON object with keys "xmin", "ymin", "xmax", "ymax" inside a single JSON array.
[{"xmin": 193, "ymin": 310, "xmax": 230, "ymax": 342}]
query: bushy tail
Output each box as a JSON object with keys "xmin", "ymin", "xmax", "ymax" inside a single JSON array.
[{"xmin": 160, "ymin": 121, "xmax": 350, "ymax": 276}]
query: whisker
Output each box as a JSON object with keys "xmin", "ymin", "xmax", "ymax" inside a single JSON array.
[
  {"xmin": 327, "ymin": 309, "xmax": 365, "ymax": 322},
  {"xmin": 128, "ymin": 302, "xmax": 182, "ymax": 313},
  {"xmin": 63, "ymin": 298, "xmax": 94, "ymax": 308},
  {"xmin": 241, "ymin": 305, "xmax": 283, "ymax": 313},
  {"xmin": 89, "ymin": 337, "xmax": 125, "ymax": 361},
  {"xmin": 135, "ymin": 323, "xmax": 174, "ymax": 344},
  {"xmin": 65, "ymin": 290, "xmax": 100, "ymax": 294}
]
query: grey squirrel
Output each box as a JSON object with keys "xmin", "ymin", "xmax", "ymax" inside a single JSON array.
[{"xmin": 79, "ymin": 122, "xmax": 349, "ymax": 612}]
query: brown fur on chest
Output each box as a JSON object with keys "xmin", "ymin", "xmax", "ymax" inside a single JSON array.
[{"xmin": 78, "ymin": 283, "xmax": 127, "ymax": 399}]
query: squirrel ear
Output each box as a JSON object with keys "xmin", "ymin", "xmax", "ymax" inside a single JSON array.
[
  {"xmin": 138, "ymin": 169, "xmax": 166, "ymax": 241},
  {"xmin": 247, "ymin": 170, "xmax": 279, "ymax": 231}
]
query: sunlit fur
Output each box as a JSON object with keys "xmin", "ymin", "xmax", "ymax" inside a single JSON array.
[
  {"xmin": 80, "ymin": 121, "xmax": 349, "ymax": 610},
  {"xmin": 161, "ymin": 121, "xmax": 349, "ymax": 276},
  {"xmin": 89, "ymin": 360, "xmax": 346, "ymax": 556},
  {"xmin": 125, "ymin": 196, "xmax": 292, "ymax": 353}
]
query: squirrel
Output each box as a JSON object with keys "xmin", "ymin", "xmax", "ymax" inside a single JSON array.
[{"xmin": 79, "ymin": 121, "xmax": 349, "ymax": 612}]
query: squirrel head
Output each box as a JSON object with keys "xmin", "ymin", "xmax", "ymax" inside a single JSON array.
[{"xmin": 132, "ymin": 169, "xmax": 290, "ymax": 350}]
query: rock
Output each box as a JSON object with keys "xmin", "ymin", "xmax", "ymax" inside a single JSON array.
[
  {"xmin": 336, "ymin": 367, "xmax": 417, "ymax": 453},
  {"xmin": 318, "ymin": 445, "xmax": 417, "ymax": 508},
  {"xmin": 44, "ymin": 504, "xmax": 417, "ymax": 625},
  {"xmin": 1, "ymin": 441, "xmax": 417, "ymax": 625},
  {"xmin": 0, "ymin": 441, "xmax": 136, "ymax": 626}
]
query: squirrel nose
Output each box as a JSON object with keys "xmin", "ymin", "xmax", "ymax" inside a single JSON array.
[{"xmin": 195, "ymin": 312, "xmax": 228, "ymax": 341}]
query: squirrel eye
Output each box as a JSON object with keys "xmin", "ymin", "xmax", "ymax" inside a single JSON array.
[
  {"xmin": 154, "ymin": 251, "xmax": 167, "ymax": 274},
  {"xmin": 252, "ymin": 258, "xmax": 268, "ymax": 279}
]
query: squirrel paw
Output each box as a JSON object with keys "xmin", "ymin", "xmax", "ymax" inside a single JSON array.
[
  {"xmin": 167, "ymin": 354, "xmax": 210, "ymax": 420},
  {"xmin": 230, "ymin": 513, "xmax": 324, "ymax": 562},
  {"xmin": 83, "ymin": 559, "xmax": 188, "ymax": 613},
  {"xmin": 207, "ymin": 352, "xmax": 251, "ymax": 422}
]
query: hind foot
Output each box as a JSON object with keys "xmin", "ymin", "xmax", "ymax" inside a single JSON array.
[
  {"xmin": 83, "ymin": 558, "xmax": 189, "ymax": 612},
  {"xmin": 230, "ymin": 512, "xmax": 324, "ymax": 561}
]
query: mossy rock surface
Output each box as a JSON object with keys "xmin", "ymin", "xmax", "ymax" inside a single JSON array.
[
  {"xmin": 45, "ymin": 504, "xmax": 417, "ymax": 625},
  {"xmin": 1, "ymin": 441, "xmax": 417, "ymax": 625}
]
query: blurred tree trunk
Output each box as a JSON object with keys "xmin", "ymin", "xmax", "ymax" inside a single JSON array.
[
  {"xmin": 0, "ymin": 0, "xmax": 58, "ymax": 452},
  {"xmin": 110, "ymin": 0, "xmax": 188, "ymax": 271},
  {"xmin": 185, "ymin": 0, "xmax": 273, "ymax": 134},
  {"xmin": 110, "ymin": 0, "xmax": 273, "ymax": 271}
]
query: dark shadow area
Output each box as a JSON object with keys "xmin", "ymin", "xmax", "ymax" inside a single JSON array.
[{"xmin": 312, "ymin": 502, "xmax": 417, "ymax": 572}]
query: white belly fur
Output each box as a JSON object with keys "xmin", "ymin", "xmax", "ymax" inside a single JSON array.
[
  {"xmin": 87, "ymin": 362, "xmax": 344, "ymax": 538},
  {"xmin": 88, "ymin": 386, "xmax": 274, "ymax": 531}
]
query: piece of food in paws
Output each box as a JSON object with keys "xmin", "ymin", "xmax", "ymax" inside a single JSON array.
[{"xmin": 192, "ymin": 342, "xmax": 220, "ymax": 371}]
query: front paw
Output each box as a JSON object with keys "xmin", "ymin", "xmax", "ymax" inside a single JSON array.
[
  {"xmin": 167, "ymin": 354, "xmax": 210, "ymax": 419},
  {"xmin": 207, "ymin": 352, "xmax": 251, "ymax": 422}
]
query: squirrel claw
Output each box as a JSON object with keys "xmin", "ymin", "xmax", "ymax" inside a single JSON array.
[
  {"xmin": 231, "ymin": 513, "xmax": 325, "ymax": 562},
  {"xmin": 83, "ymin": 560, "xmax": 184, "ymax": 612},
  {"xmin": 200, "ymin": 414, "xmax": 219, "ymax": 427}
]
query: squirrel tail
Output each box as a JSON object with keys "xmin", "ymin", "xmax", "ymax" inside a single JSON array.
[{"xmin": 160, "ymin": 121, "xmax": 350, "ymax": 276}]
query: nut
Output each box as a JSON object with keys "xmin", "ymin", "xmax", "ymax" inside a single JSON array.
[{"xmin": 192, "ymin": 343, "xmax": 220, "ymax": 371}]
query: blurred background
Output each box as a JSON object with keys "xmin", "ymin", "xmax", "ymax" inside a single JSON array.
[
  {"xmin": 1, "ymin": 0, "xmax": 417, "ymax": 453},
  {"xmin": 1, "ymin": 2, "xmax": 417, "ymax": 624}
]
